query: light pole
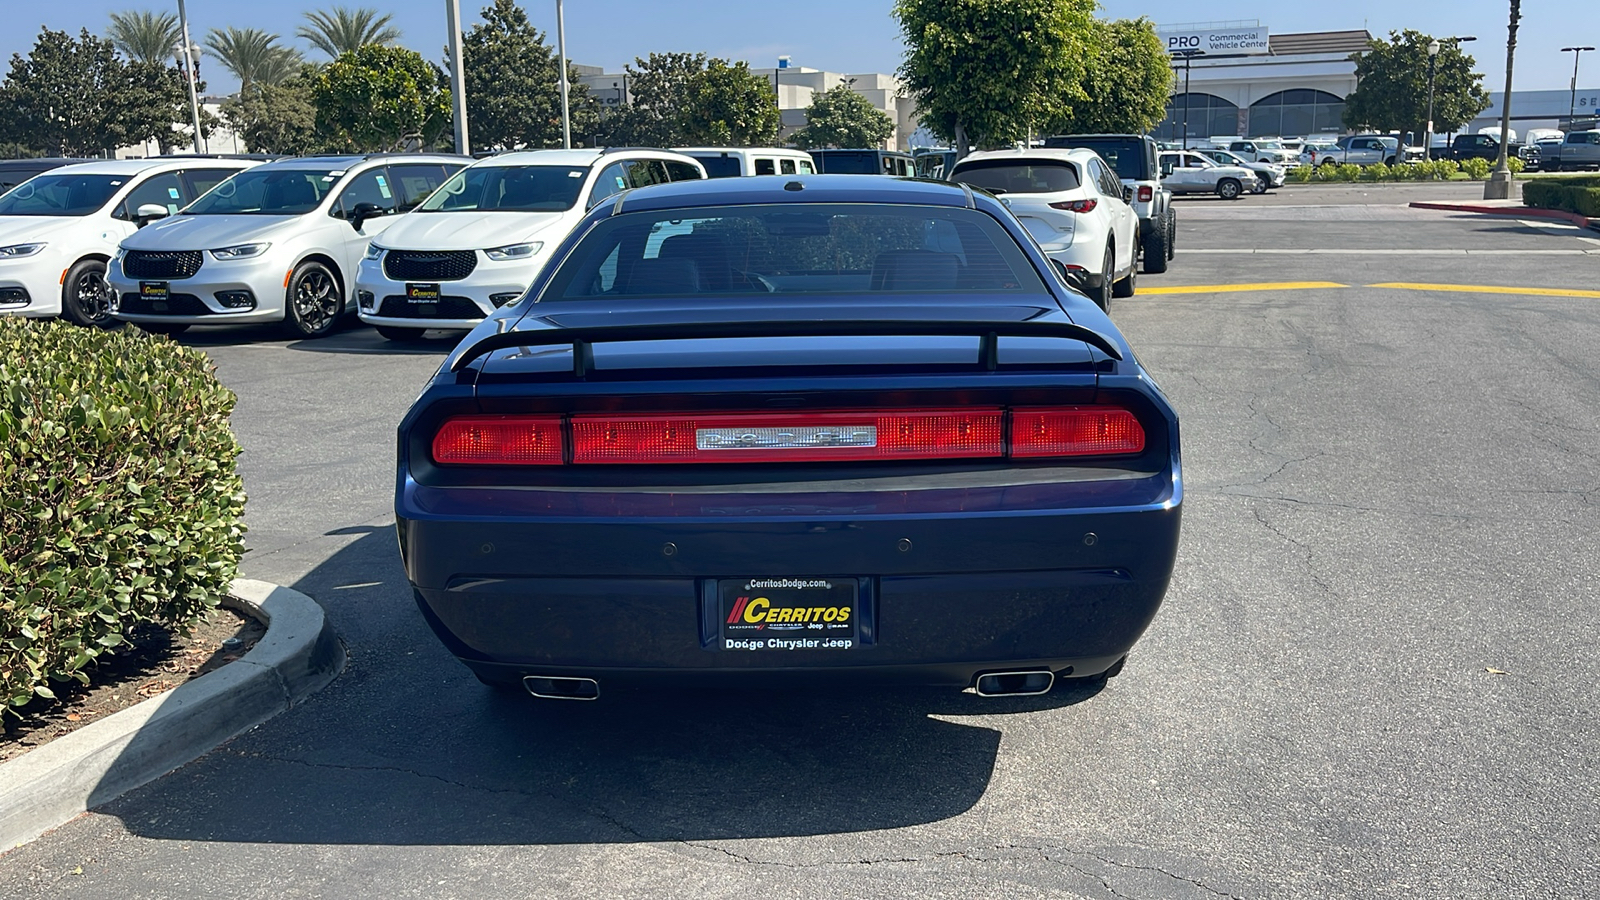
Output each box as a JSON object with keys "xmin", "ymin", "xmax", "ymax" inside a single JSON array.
[
  {"xmin": 175, "ymin": 0, "xmax": 205, "ymax": 154},
  {"xmin": 446, "ymin": 0, "xmax": 469, "ymax": 155},
  {"xmin": 556, "ymin": 0, "xmax": 571, "ymax": 149},
  {"xmin": 1173, "ymin": 49, "xmax": 1205, "ymax": 150},
  {"xmin": 1423, "ymin": 36, "xmax": 1475, "ymax": 163},
  {"xmin": 1562, "ymin": 46, "xmax": 1595, "ymax": 125},
  {"xmin": 1484, "ymin": 0, "xmax": 1521, "ymax": 200}
]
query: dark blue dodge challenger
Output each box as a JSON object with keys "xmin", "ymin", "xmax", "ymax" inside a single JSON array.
[{"xmin": 396, "ymin": 175, "xmax": 1181, "ymax": 700}]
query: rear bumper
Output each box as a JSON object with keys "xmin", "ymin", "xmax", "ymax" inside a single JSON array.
[{"xmin": 400, "ymin": 489, "xmax": 1181, "ymax": 687}]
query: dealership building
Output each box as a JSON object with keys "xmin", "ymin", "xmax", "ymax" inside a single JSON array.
[{"xmin": 1155, "ymin": 22, "xmax": 1599, "ymax": 141}]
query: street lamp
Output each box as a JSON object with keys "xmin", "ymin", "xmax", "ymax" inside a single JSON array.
[
  {"xmin": 1484, "ymin": 0, "xmax": 1521, "ymax": 200},
  {"xmin": 1561, "ymin": 46, "xmax": 1595, "ymax": 125},
  {"xmin": 445, "ymin": 0, "xmax": 469, "ymax": 155},
  {"xmin": 174, "ymin": 0, "xmax": 205, "ymax": 154},
  {"xmin": 556, "ymin": 0, "xmax": 571, "ymax": 149},
  {"xmin": 1423, "ymin": 35, "xmax": 1475, "ymax": 163},
  {"xmin": 1173, "ymin": 49, "xmax": 1205, "ymax": 151}
]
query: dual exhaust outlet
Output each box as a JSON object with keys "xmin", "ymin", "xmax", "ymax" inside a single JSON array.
[{"xmin": 518, "ymin": 670, "xmax": 1056, "ymax": 701}]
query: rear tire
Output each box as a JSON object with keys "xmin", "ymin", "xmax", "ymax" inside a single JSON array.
[
  {"xmin": 60, "ymin": 259, "xmax": 118, "ymax": 328},
  {"xmin": 1089, "ymin": 244, "xmax": 1114, "ymax": 312},
  {"xmin": 1112, "ymin": 257, "xmax": 1136, "ymax": 299},
  {"xmin": 1166, "ymin": 209, "xmax": 1176, "ymax": 259},
  {"xmin": 1142, "ymin": 220, "xmax": 1169, "ymax": 273},
  {"xmin": 376, "ymin": 325, "xmax": 427, "ymax": 342},
  {"xmin": 282, "ymin": 260, "xmax": 343, "ymax": 339}
]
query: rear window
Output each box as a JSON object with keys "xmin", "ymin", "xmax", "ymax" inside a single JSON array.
[
  {"xmin": 948, "ymin": 160, "xmax": 1080, "ymax": 194},
  {"xmin": 1043, "ymin": 138, "xmax": 1145, "ymax": 180},
  {"xmin": 421, "ymin": 165, "xmax": 587, "ymax": 212},
  {"xmin": 538, "ymin": 204, "xmax": 1046, "ymax": 301},
  {"xmin": 693, "ymin": 156, "xmax": 743, "ymax": 178}
]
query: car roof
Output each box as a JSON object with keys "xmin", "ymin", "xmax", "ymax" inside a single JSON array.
[
  {"xmin": 467, "ymin": 148, "xmax": 702, "ymax": 168},
  {"xmin": 256, "ymin": 153, "xmax": 472, "ymax": 169},
  {"xmin": 38, "ymin": 157, "xmax": 254, "ymax": 177},
  {"xmin": 955, "ymin": 148, "xmax": 1094, "ymax": 165},
  {"xmin": 810, "ymin": 148, "xmax": 914, "ymax": 158},
  {"xmin": 605, "ymin": 174, "xmax": 977, "ymax": 214},
  {"xmin": 677, "ymin": 147, "xmax": 813, "ymax": 156}
]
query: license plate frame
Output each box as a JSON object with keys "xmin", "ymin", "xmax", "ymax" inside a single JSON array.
[
  {"xmin": 719, "ymin": 577, "xmax": 859, "ymax": 652},
  {"xmin": 139, "ymin": 281, "xmax": 170, "ymax": 303},
  {"xmin": 406, "ymin": 282, "xmax": 440, "ymax": 315}
]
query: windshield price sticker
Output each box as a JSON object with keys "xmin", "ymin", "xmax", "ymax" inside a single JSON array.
[{"xmin": 720, "ymin": 578, "xmax": 858, "ymax": 651}]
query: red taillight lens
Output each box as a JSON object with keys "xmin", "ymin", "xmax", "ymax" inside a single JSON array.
[
  {"xmin": 1011, "ymin": 407, "xmax": 1145, "ymax": 457},
  {"xmin": 1048, "ymin": 198, "xmax": 1097, "ymax": 213},
  {"xmin": 1137, "ymin": 186, "xmax": 1153, "ymax": 203},
  {"xmin": 572, "ymin": 411, "xmax": 1003, "ymax": 464},
  {"xmin": 433, "ymin": 415, "xmax": 565, "ymax": 465}
]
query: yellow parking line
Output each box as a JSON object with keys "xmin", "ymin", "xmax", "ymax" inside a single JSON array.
[
  {"xmin": 1370, "ymin": 282, "xmax": 1600, "ymax": 299},
  {"xmin": 1138, "ymin": 281, "xmax": 1348, "ymax": 295}
]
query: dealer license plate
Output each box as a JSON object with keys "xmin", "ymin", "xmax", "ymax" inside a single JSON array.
[
  {"xmin": 720, "ymin": 577, "xmax": 858, "ymax": 652},
  {"xmin": 406, "ymin": 283, "xmax": 440, "ymax": 315},
  {"xmin": 140, "ymin": 281, "xmax": 169, "ymax": 304}
]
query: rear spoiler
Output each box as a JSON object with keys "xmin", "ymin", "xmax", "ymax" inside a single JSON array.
[{"xmin": 449, "ymin": 318, "xmax": 1124, "ymax": 376}]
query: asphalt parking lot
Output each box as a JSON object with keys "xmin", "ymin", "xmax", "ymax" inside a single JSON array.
[{"xmin": 4, "ymin": 190, "xmax": 1599, "ymax": 899}]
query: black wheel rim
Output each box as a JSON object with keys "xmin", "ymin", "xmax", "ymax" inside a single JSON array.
[
  {"xmin": 293, "ymin": 269, "xmax": 339, "ymax": 333},
  {"xmin": 75, "ymin": 271, "xmax": 112, "ymax": 324}
]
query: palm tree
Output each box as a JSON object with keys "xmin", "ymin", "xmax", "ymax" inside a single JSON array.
[
  {"xmin": 107, "ymin": 10, "xmax": 182, "ymax": 65},
  {"xmin": 205, "ymin": 27, "xmax": 304, "ymax": 94},
  {"xmin": 296, "ymin": 7, "xmax": 402, "ymax": 59}
]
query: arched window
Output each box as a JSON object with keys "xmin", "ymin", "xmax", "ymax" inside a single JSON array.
[
  {"xmin": 1156, "ymin": 93, "xmax": 1240, "ymax": 142},
  {"xmin": 1248, "ymin": 90, "xmax": 1346, "ymax": 138}
]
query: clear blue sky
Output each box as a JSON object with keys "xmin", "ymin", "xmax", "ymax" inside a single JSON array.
[{"xmin": 5, "ymin": 1, "xmax": 1595, "ymax": 97}]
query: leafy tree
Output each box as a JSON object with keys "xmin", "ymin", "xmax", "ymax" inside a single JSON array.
[
  {"xmin": 458, "ymin": 0, "xmax": 598, "ymax": 149},
  {"xmin": 598, "ymin": 51, "xmax": 708, "ymax": 147},
  {"xmin": 894, "ymin": 0, "xmax": 1096, "ymax": 155},
  {"xmin": 0, "ymin": 28, "xmax": 188, "ymax": 156},
  {"xmin": 106, "ymin": 10, "xmax": 181, "ymax": 66},
  {"xmin": 313, "ymin": 45, "xmax": 450, "ymax": 151},
  {"xmin": 790, "ymin": 82, "xmax": 896, "ymax": 150},
  {"xmin": 1048, "ymin": 18, "xmax": 1171, "ymax": 135},
  {"xmin": 222, "ymin": 67, "xmax": 321, "ymax": 153},
  {"xmin": 206, "ymin": 27, "xmax": 303, "ymax": 94},
  {"xmin": 297, "ymin": 6, "xmax": 401, "ymax": 59},
  {"xmin": 1342, "ymin": 30, "xmax": 1490, "ymax": 140},
  {"xmin": 123, "ymin": 59, "xmax": 206, "ymax": 153},
  {"xmin": 681, "ymin": 59, "xmax": 780, "ymax": 145}
]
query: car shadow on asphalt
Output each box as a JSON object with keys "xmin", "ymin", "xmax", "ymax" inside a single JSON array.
[
  {"xmin": 157, "ymin": 320, "xmax": 462, "ymax": 356},
  {"xmin": 92, "ymin": 528, "xmax": 1107, "ymax": 845}
]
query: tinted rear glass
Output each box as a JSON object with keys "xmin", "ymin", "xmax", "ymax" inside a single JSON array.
[
  {"xmin": 949, "ymin": 160, "xmax": 1080, "ymax": 194},
  {"xmin": 421, "ymin": 165, "xmax": 587, "ymax": 212},
  {"xmin": 185, "ymin": 168, "xmax": 340, "ymax": 215},
  {"xmin": 812, "ymin": 152, "xmax": 881, "ymax": 174},
  {"xmin": 1042, "ymin": 138, "xmax": 1145, "ymax": 180},
  {"xmin": 0, "ymin": 174, "xmax": 123, "ymax": 216},
  {"xmin": 539, "ymin": 204, "xmax": 1045, "ymax": 301},
  {"xmin": 693, "ymin": 156, "xmax": 743, "ymax": 178}
]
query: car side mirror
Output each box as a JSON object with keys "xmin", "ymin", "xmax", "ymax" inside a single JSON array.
[
  {"xmin": 134, "ymin": 203, "xmax": 170, "ymax": 227},
  {"xmin": 1051, "ymin": 259, "xmax": 1088, "ymax": 294},
  {"xmin": 349, "ymin": 202, "xmax": 383, "ymax": 231}
]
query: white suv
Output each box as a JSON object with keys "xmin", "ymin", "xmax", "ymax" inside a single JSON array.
[
  {"xmin": 1159, "ymin": 151, "xmax": 1256, "ymax": 200},
  {"xmin": 0, "ymin": 157, "xmax": 256, "ymax": 327},
  {"xmin": 356, "ymin": 149, "xmax": 705, "ymax": 340},
  {"xmin": 108, "ymin": 153, "xmax": 468, "ymax": 338},
  {"xmin": 948, "ymin": 148, "xmax": 1139, "ymax": 310}
]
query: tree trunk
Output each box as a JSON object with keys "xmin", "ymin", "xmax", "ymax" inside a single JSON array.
[{"xmin": 954, "ymin": 120, "xmax": 968, "ymax": 162}]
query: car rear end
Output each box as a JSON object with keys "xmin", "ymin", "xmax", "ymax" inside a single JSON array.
[
  {"xmin": 948, "ymin": 151, "xmax": 1115, "ymax": 289},
  {"xmin": 395, "ymin": 178, "xmax": 1182, "ymax": 698}
]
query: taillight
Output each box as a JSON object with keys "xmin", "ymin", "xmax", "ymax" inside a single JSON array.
[
  {"xmin": 433, "ymin": 415, "xmax": 564, "ymax": 465},
  {"xmin": 1137, "ymin": 185, "xmax": 1154, "ymax": 203},
  {"xmin": 1011, "ymin": 407, "xmax": 1145, "ymax": 457},
  {"xmin": 572, "ymin": 411, "xmax": 1002, "ymax": 464},
  {"xmin": 1048, "ymin": 198, "xmax": 1097, "ymax": 213}
]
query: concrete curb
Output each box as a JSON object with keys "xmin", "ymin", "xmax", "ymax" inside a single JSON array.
[
  {"xmin": 1408, "ymin": 200, "xmax": 1600, "ymax": 231},
  {"xmin": 0, "ymin": 579, "xmax": 344, "ymax": 851}
]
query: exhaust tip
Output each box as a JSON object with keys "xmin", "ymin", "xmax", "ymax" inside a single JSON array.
[
  {"xmin": 974, "ymin": 670, "xmax": 1054, "ymax": 697},
  {"xmin": 523, "ymin": 676, "xmax": 600, "ymax": 701}
]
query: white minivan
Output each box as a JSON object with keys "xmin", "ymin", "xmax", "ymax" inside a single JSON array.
[
  {"xmin": 0, "ymin": 157, "xmax": 256, "ymax": 327},
  {"xmin": 356, "ymin": 148, "xmax": 705, "ymax": 341},
  {"xmin": 109, "ymin": 153, "xmax": 468, "ymax": 337},
  {"xmin": 676, "ymin": 147, "xmax": 816, "ymax": 178}
]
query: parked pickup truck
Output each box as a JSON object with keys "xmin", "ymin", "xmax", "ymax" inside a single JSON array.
[
  {"xmin": 1311, "ymin": 134, "xmax": 1418, "ymax": 166},
  {"xmin": 1444, "ymin": 132, "xmax": 1524, "ymax": 164},
  {"xmin": 1548, "ymin": 130, "xmax": 1600, "ymax": 171}
]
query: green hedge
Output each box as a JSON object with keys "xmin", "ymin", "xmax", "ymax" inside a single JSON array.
[
  {"xmin": 1, "ymin": 319, "xmax": 246, "ymax": 712},
  {"xmin": 1524, "ymin": 175, "xmax": 1600, "ymax": 217}
]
